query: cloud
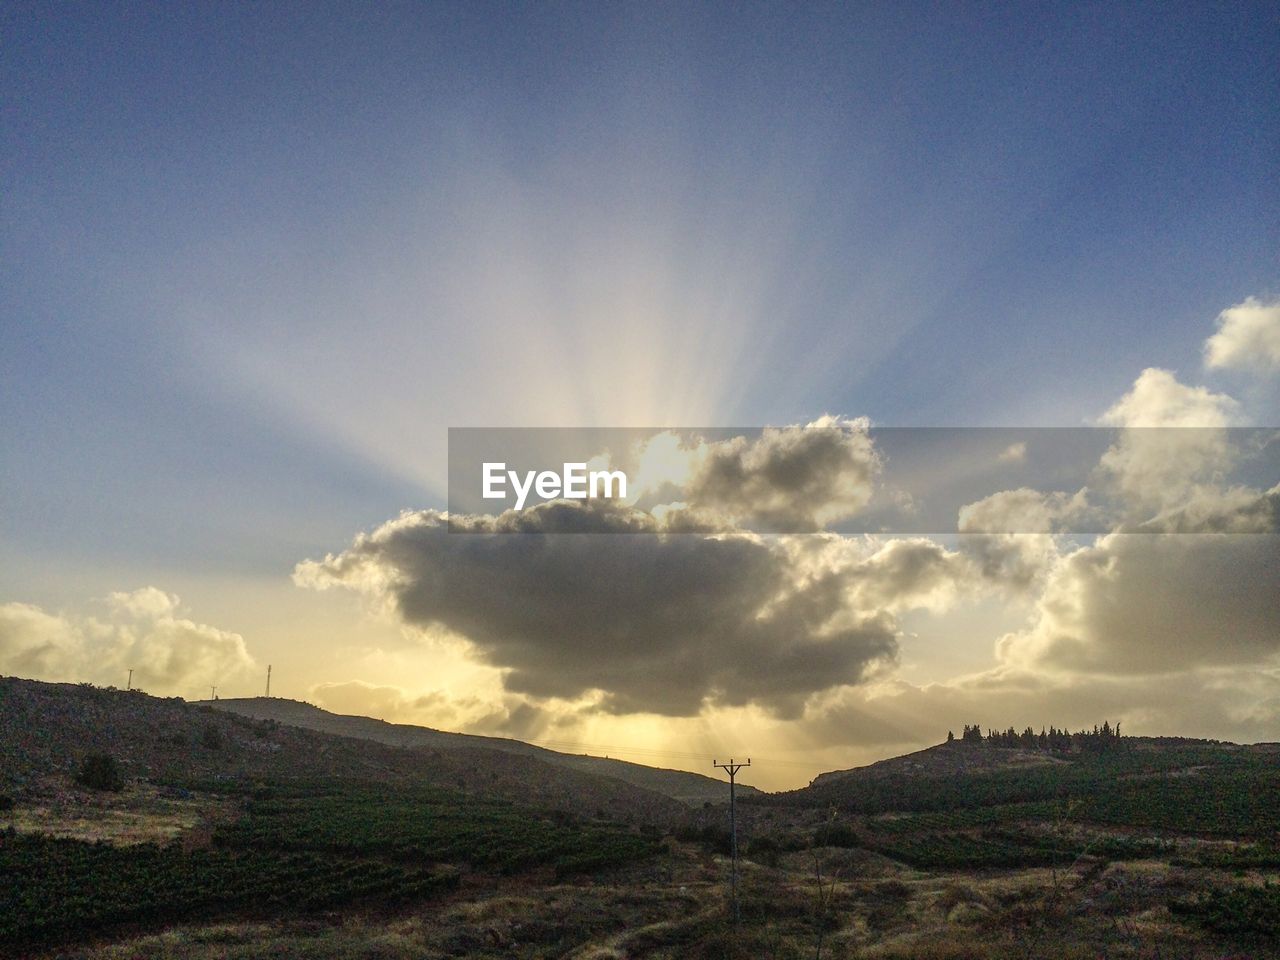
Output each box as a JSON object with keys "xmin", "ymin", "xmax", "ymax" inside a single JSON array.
[
  {"xmin": 0, "ymin": 602, "xmax": 84, "ymax": 680},
  {"xmin": 1099, "ymin": 367, "xmax": 1240, "ymax": 429},
  {"xmin": 812, "ymin": 665, "xmax": 1280, "ymax": 755},
  {"xmin": 1203, "ymin": 296, "xmax": 1280, "ymax": 372},
  {"xmin": 957, "ymin": 356, "xmax": 1279, "ymax": 687},
  {"xmin": 307, "ymin": 678, "xmax": 553, "ymax": 738},
  {"xmin": 297, "ymin": 292, "xmax": 1279, "ymax": 748},
  {"xmin": 1133, "ymin": 482, "xmax": 1280, "ymax": 534},
  {"xmin": 997, "ymin": 441, "xmax": 1027, "ymax": 464},
  {"xmin": 621, "ymin": 418, "xmax": 882, "ymax": 533},
  {"xmin": 309, "ymin": 679, "xmax": 416, "ymax": 719},
  {"xmin": 1094, "ymin": 368, "xmax": 1243, "ymax": 514},
  {"xmin": 0, "ymin": 588, "xmax": 256, "ymax": 695},
  {"xmin": 997, "ymin": 525, "xmax": 1279, "ymax": 677},
  {"xmin": 107, "ymin": 586, "xmax": 179, "ymax": 619},
  {"xmin": 672, "ymin": 417, "xmax": 881, "ymax": 532},
  {"xmin": 832, "ymin": 536, "xmax": 980, "ymax": 613},
  {"xmin": 295, "ymin": 505, "xmax": 995, "ymax": 719},
  {"xmin": 958, "ymin": 487, "xmax": 1089, "ymax": 535}
]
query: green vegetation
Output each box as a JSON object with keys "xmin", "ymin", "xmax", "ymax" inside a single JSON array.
[
  {"xmin": 200, "ymin": 724, "xmax": 226, "ymax": 751},
  {"xmin": 0, "ymin": 779, "xmax": 655, "ymax": 948},
  {"xmin": 1171, "ymin": 883, "xmax": 1280, "ymax": 943},
  {"xmin": 217, "ymin": 781, "xmax": 657, "ymax": 877},
  {"xmin": 4, "ymin": 678, "xmax": 1275, "ymax": 958},
  {"xmin": 778, "ymin": 747, "xmax": 1280, "ymax": 873},
  {"xmin": 954, "ymin": 720, "xmax": 1125, "ymax": 752},
  {"xmin": 0, "ymin": 835, "xmax": 457, "ymax": 944},
  {"xmin": 774, "ymin": 744, "xmax": 1280, "ymax": 839},
  {"xmin": 75, "ymin": 753, "xmax": 125, "ymax": 792}
]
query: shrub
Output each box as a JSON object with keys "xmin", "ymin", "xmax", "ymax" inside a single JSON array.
[
  {"xmin": 76, "ymin": 754, "xmax": 124, "ymax": 792},
  {"xmin": 813, "ymin": 821, "xmax": 859, "ymax": 847},
  {"xmin": 673, "ymin": 823, "xmax": 732, "ymax": 855},
  {"xmin": 1171, "ymin": 882, "xmax": 1280, "ymax": 942},
  {"xmin": 201, "ymin": 724, "xmax": 225, "ymax": 751},
  {"xmin": 747, "ymin": 835, "xmax": 781, "ymax": 867},
  {"xmin": 0, "ymin": 795, "xmax": 14, "ymax": 812}
]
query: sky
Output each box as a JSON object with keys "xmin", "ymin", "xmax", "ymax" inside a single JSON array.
[{"xmin": 2, "ymin": 2, "xmax": 1278, "ymax": 789}]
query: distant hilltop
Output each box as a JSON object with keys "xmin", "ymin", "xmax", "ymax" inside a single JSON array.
[{"xmin": 197, "ymin": 695, "xmax": 761, "ymax": 804}]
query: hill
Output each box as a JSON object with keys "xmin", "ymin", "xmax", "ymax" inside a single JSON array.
[
  {"xmin": 806, "ymin": 740, "xmax": 1064, "ymax": 788},
  {"xmin": 0, "ymin": 677, "xmax": 683, "ymax": 826},
  {"xmin": 199, "ymin": 696, "xmax": 757, "ymax": 804},
  {"xmin": 5, "ymin": 681, "xmax": 1278, "ymax": 957},
  {"xmin": 765, "ymin": 735, "xmax": 1280, "ymax": 836}
]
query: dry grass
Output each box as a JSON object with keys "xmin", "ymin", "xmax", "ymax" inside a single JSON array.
[
  {"xmin": 21, "ymin": 839, "xmax": 1277, "ymax": 960},
  {"xmin": 0, "ymin": 778, "xmax": 231, "ymax": 846}
]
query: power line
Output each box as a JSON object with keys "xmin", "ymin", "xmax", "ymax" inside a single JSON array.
[{"xmin": 714, "ymin": 757, "xmax": 751, "ymax": 926}]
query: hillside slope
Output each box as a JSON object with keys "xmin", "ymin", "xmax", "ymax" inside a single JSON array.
[
  {"xmin": 0, "ymin": 677, "xmax": 683, "ymax": 826},
  {"xmin": 201, "ymin": 696, "xmax": 756, "ymax": 803},
  {"xmin": 808, "ymin": 740, "xmax": 1064, "ymax": 787},
  {"xmin": 768, "ymin": 736, "xmax": 1280, "ymax": 831}
]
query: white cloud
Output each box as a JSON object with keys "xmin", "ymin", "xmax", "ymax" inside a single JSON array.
[
  {"xmin": 958, "ymin": 487, "xmax": 1088, "ymax": 535},
  {"xmin": 1096, "ymin": 368, "xmax": 1242, "ymax": 513},
  {"xmin": 1203, "ymin": 296, "xmax": 1280, "ymax": 372},
  {"xmin": 997, "ymin": 441, "xmax": 1027, "ymax": 463},
  {"xmin": 0, "ymin": 588, "xmax": 256, "ymax": 696},
  {"xmin": 996, "ymin": 529, "xmax": 1280, "ymax": 676},
  {"xmin": 107, "ymin": 586, "xmax": 179, "ymax": 619},
  {"xmin": 1098, "ymin": 367, "xmax": 1239, "ymax": 429},
  {"xmin": 954, "ymin": 345, "xmax": 1279, "ymax": 700},
  {"xmin": 0, "ymin": 602, "xmax": 84, "ymax": 681}
]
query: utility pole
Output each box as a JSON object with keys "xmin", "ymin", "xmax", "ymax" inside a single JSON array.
[
  {"xmin": 266, "ymin": 664, "xmax": 271, "ymax": 698},
  {"xmin": 713, "ymin": 757, "xmax": 751, "ymax": 925},
  {"xmin": 210, "ymin": 685, "xmax": 217, "ymax": 701},
  {"xmin": 126, "ymin": 669, "xmax": 133, "ymax": 691}
]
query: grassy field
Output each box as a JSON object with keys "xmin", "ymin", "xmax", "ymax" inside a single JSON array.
[
  {"xmin": 7, "ymin": 759, "xmax": 1279, "ymax": 959},
  {"xmin": 4, "ymin": 687, "xmax": 1278, "ymax": 959},
  {"xmin": 1, "ymin": 778, "xmax": 656, "ymax": 952},
  {"xmin": 16, "ymin": 841, "xmax": 1278, "ymax": 960}
]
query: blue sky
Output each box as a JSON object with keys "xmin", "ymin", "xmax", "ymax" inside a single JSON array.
[{"xmin": 2, "ymin": 3, "xmax": 1278, "ymax": 782}]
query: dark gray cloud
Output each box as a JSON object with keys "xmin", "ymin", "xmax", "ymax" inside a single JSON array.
[{"xmin": 297, "ymin": 502, "xmax": 919, "ymax": 718}]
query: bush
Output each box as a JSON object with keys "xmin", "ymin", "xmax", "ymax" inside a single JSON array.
[
  {"xmin": 1171, "ymin": 882, "xmax": 1280, "ymax": 942},
  {"xmin": 0, "ymin": 795, "xmax": 14, "ymax": 812},
  {"xmin": 813, "ymin": 821, "xmax": 859, "ymax": 848},
  {"xmin": 746, "ymin": 835, "xmax": 781, "ymax": 867},
  {"xmin": 673, "ymin": 823, "xmax": 732, "ymax": 855},
  {"xmin": 201, "ymin": 724, "xmax": 225, "ymax": 751},
  {"xmin": 75, "ymin": 754, "xmax": 124, "ymax": 792}
]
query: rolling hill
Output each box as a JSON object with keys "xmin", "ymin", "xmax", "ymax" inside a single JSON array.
[
  {"xmin": 806, "ymin": 739, "xmax": 1065, "ymax": 787},
  {"xmin": 0, "ymin": 676, "xmax": 684, "ymax": 826},
  {"xmin": 198, "ymin": 695, "xmax": 758, "ymax": 804},
  {"xmin": 5, "ymin": 676, "xmax": 1279, "ymax": 957}
]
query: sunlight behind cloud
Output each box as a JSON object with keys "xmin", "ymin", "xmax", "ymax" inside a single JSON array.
[{"xmin": 164, "ymin": 147, "xmax": 840, "ymax": 500}]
